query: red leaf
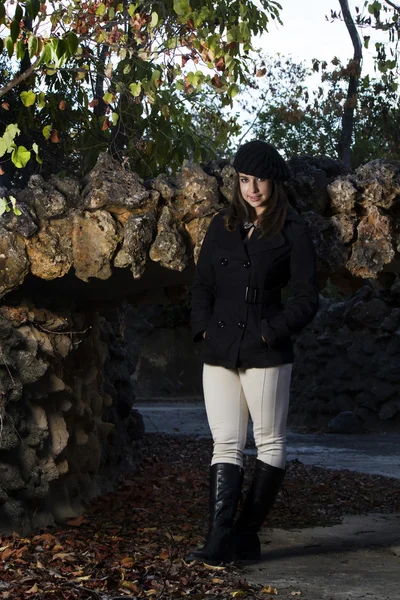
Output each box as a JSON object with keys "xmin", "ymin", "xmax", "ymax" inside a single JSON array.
[{"xmin": 50, "ymin": 129, "xmax": 60, "ymax": 143}]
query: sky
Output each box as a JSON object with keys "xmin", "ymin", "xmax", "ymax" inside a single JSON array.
[{"xmin": 256, "ymin": 0, "xmax": 382, "ymax": 77}]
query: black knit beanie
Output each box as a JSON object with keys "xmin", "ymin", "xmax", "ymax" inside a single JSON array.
[{"xmin": 233, "ymin": 140, "xmax": 290, "ymax": 182}]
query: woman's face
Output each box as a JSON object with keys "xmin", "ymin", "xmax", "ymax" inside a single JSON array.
[{"xmin": 238, "ymin": 173, "xmax": 273, "ymax": 215}]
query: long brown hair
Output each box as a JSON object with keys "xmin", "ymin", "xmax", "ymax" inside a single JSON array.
[{"xmin": 224, "ymin": 177, "xmax": 288, "ymax": 239}]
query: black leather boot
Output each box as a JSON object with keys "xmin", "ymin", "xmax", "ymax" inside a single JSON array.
[
  {"xmin": 234, "ymin": 460, "xmax": 285, "ymax": 561},
  {"xmin": 187, "ymin": 463, "xmax": 243, "ymax": 565}
]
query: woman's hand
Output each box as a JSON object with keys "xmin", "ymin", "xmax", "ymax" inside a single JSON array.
[{"xmin": 203, "ymin": 331, "xmax": 207, "ymax": 339}]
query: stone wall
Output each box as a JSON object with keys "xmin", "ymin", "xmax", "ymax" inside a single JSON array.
[
  {"xmin": 0, "ymin": 299, "xmax": 143, "ymax": 534},
  {"xmin": 290, "ymin": 279, "xmax": 400, "ymax": 433},
  {"xmin": 1, "ymin": 152, "xmax": 400, "ymax": 533}
]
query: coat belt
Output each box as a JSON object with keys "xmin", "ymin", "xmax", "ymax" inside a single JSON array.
[{"xmin": 216, "ymin": 286, "xmax": 280, "ymax": 304}]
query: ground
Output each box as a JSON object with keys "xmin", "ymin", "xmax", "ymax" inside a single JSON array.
[{"xmin": 0, "ymin": 434, "xmax": 399, "ymax": 600}]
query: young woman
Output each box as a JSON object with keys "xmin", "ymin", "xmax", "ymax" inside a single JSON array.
[{"xmin": 188, "ymin": 140, "xmax": 319, "ymax": 565}]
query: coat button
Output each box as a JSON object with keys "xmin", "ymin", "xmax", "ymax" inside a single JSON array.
[
  {"xmin": 237, "ymin": 321, "xmax": 245, "ymax": 329},
  {"xmin": 217, "ymin": 320, "xmax": 225, "ymax": 328},
  {"xmin": 244, "ymin": 260, "xmax": 251, "ymax": 268},
  {"xmin": 220, "ymin": 258, "xmax": 228, "ymax": 266}
]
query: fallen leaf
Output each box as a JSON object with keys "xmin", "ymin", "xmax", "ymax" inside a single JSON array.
[
  {"xmin": 261, "ymin": 585, "xmax": 278, "ymax": 595},
  {"xmin": 66, "ymin": 516, "xmax": 87, "ymax": 527},
  {"xmin": 1, "ymin": 548, "xmax": 14, "ymax": 561},
  {"xmin": 121, "ymin": 581, "xmax": 139, "ymax": 593},
  {"xmin": 51, "ymin": 552, "xmax": 76, "ymax": 562},
  {"xmin": 26, "ymin": 583, "xmax": 39, "ymax": 594},
  {"xmin": 212, "ymin": 578, "xmax": 224, "ymax": 584},
  {"xmin": 120, "ymin": 557, "xmax": 135, "ymax": 568},
  {"xmin": 145, "ymin": 590, "xmax": 159, "ymax": 596},
  {"xmin": 202, "ymin": 562, "xmax": 226, "ymax": 571},
  {"xmin": 291, "ymin": 592, "xmax": 302, "ymax": 596},
  {"xmin": 231, "ymin": 591, "xmax": 245, "ymax": 597}
]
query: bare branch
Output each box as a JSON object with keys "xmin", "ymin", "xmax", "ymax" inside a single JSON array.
[{"xmin": 0, "ymin": 58, "xmax": 40, "ymax": 99}]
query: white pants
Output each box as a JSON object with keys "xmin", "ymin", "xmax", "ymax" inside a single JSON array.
[{"xmin": 203, "ymin": 363, "xmax": 292, "ymax": 469}]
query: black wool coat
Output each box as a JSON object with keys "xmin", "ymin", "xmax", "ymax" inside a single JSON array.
[{"xmin": 191, "ymin": 207, "xmax": 319, "ymax": 369}]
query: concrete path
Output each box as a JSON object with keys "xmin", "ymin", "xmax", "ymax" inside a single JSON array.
[
  {"xmin": 136, "ymin": 401, "xmax": 400, "ymax": 599},
  {"xmin": 135, "ymin": 402, "xmax": 400, "ymax": 479},
  {"xmin": 247, "ymin": 513, "xmax": 400, "ymax": 600}
]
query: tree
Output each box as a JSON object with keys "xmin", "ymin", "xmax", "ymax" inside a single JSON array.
[
  {"xmin": 0, "ymin": 0, "xmax": 283, "ymax": 185},
  {"xmin": 244, "ymin": 55, "xmax": 400, "ymax": 167},
  {"xmin": 331, "ymin": 1, "xmax": 400, "ymax": 89}
]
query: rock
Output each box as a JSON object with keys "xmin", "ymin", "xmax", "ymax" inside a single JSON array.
[
  {"xmin": 379, "ymin": 402, "xmax": 398, "ymax": 420},
  {"xmin": 114, "ymin": 211, "xmax": 157, "ymax": 278},
  {"xmin": 26, "ymin": 175, "xmax": 68, "ymax": 219},
  {"xmin": 149, "ymin": 206, "xmax": 188, "ymax": 271},
  {"xmin": 82, "ymin": 152, "xmax": 151, "ymax": 210},
  {"xmin": 286, "ymin": 155, "xmax": 346, "ymax": 214},
  {"xmin": 327, "ymin": 177, "xmax": 358, "ymax": 214},
  {"xmin": 328, "ymin": 411, "xmax": 364, "ymax": 434},
  {"xmin": 302, "ymin": 211, "xmax": 351, "ymax": 271},
  {"xmin": 174, "ymin": 162, "xmax": 222, "ymax": 221},
  {"xmin": 0, "ymin": 228, "xmax": 29, "ymax": 298},
  {"xmin": 0, "ymin": 463, "xmax": 25, "ymax": 492},
  {"xmin": 355, "ymin": 159, "xmax": 400, "ymax": 209},
  {"xmin": 2, "ymin": 202, "xmax": 38, "ymax": 238},
  {"xmin": 220, "ymin": 165, "xmax": 237, "ymax": 202},
  {"xmin": 151, "ymin": 174, "xmax": 176, "ymax": 200},
  {"xmin": 72, "ymin": 210, "xmax": 119, "ymax": 281},
  {"xmin": 25, "ymin": 218, "xmax": 73, "ymax": 280},
  {"xmin": 49, "ymin": 175, "xmax": 81, "ymax": 205},
  {"xmin": 48, "ymin": 413, "xmax": 69, "ymax": 457},
  {"xmin": 346, "ymin": 206, "xmax": 395, "ymax": 279},
  {"xmin": 185, "ymin": 214, "xmax": 215, "ymax": 263}
]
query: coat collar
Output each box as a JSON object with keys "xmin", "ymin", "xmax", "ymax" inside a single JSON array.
[{"xmin": 216, "ymin": 205, "xmax": 300, "ymax": 256}]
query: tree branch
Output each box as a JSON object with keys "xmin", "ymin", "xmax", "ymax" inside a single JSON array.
[
  {"xmin": 382, "ymin": 0, "xmax": 400, "ymax": 12},
  {"xmin": 0, "ymin": 58, "xmax": 40, "ymax": 99},
  {"xmin": 337, "ymin": 0, "xmax": 363, "ymax": 167}
]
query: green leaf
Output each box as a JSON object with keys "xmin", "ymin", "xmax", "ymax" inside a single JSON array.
[
  {"xmin": 14, "ymin": 4, "xmax": 23, "ymax": 22},
  {"xmin": 26, "ymin": 0, "xmax": 40, "ymax": 18},
  {"xmin": 42, "ymin": 125, "xmax": 52, "ymax": 139},
  {"xmin": 151, "ymin": 11, "xmax": 158, "ymax": 27},
  {"xmin": 10, "ymin": 20, "xmax": 20, "ymax": 43},
  {"xmin": 103, "ymin": 92, "xmax": 114, "ymax": 104},
  {"xmin": 11, "ymin": 146, "xmax": 31, "ymax": 168},
  {"xmin": 0, "ymin": 138, "xmax": 8, "ymax": 158},
  {"xmin": 111, "ymin": 112, "xmax": 119, "ymax": 126},
  {"xmin": 28, "ymin": 35, "xmax": 39, "ymax": 57},
  {"xmin": 173, "ymin": 0, "xmax": 191, "ymax": 17},
  {"xmin": 96, "ymin": 3, "xmax": 106, "ymax": 15},
  {"xmin": 4, "ymin": 123, "xmax": 20, "ymax": 143},
  {"xmin": 6, "ymin": 37, "xmax": 14, "ymax": 59},
  {"xmin": 129, "ymin": 82, "xmax": 142, "ymax": 97},
  {"xmin": 39, "ymin": 43, "xmax": 52, "ymax": 65},
  {"xmin": 66, "ymin": 31, "xmax": 79, "ymax": 56},
  {"xmin": 56, "ymin": 38, "xmax": 67, "ymax": 59},
  {"xmin": 38, "ymin": 92, "xmax": 46, "ymax": 108},
  {"xmin": 16, "ymin": 39, "xmax": 25, "ymax": 60},
  {"xmin": 20, "ymin": 91, "xmax": 36, "ymax": 107},
  {"xmin": 0, "ymin": 197, "xmax": 8, "ymax": 216},
  {"xmin": 9, "ymin": 196, "xmax": 22, "ymax": 216},
  {"xmin": 32, "ymin": 142, "xmax": 43, "ymax": 164},
  {"xmin": 228, "ymin": 83, "xmax": 239, "ymax": 98}
]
